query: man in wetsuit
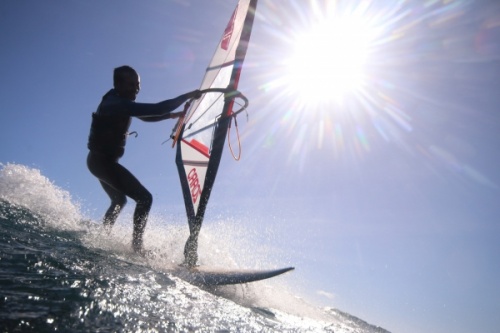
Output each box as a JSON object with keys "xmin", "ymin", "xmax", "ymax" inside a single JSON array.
[{"xmin": 87, "ymin": 65, "xmax": 200, "ymax": 254}]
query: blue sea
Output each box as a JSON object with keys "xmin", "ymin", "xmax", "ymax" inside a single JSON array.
[{"xmin": 0, "ymin": 163, "xmax": 389, "ymax": 332}]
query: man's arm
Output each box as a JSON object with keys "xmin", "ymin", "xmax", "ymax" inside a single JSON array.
[
  {"xmin": 135, "ymin": 90, "xmax": 201, "ymax": 121},
  {"xmin": 137, "ymin": 90, "xmax": 201, "ymax": 122},
  {"xmin": 98, "ymin": 90, "xmax": 201, "ymax": 119}
]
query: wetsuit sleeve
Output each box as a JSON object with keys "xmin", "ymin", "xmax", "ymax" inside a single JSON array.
[
  {"xmin": 99, "ymin": 92, "xmax": 194, "ymax": 120},
  {"xmin": 130, "ymin": 92, "xmax": 192, "ymax": 120}
]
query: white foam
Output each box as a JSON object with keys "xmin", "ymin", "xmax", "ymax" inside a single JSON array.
[{"xmin": 0, "ymin": 163, "xmax": 82, "ymax": 229}]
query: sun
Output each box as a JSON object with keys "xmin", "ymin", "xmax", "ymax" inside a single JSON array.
[{"xmin": 284, "ymin": 14, "xmax": 375, "ymax": 104}]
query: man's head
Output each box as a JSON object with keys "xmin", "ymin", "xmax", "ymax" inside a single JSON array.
[{"xmin": 113, "ymin": 65, "xmax": 140, "ymax": 101}]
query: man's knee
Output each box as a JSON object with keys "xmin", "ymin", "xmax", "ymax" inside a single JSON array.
[
  {"xmin": 139, "ymin": 191, "xmax": 153, "ymax": 208},
  {"xmin": 113, "ymin": 196, "xmax": 127, "ymax": 208},
  {"xmin": 145, "ymin": 191, "xmax": 153, "ymax": 206}
]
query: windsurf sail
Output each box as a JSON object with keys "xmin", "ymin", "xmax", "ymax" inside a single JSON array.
[{"xmin": 172, "ymin": 0, "xmax": 258, "ymax": 266}]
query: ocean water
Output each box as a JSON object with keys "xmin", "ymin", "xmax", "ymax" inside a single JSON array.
[{"xmin": 0, "ymin": 163, "xmax": 389, "ymax": 333}]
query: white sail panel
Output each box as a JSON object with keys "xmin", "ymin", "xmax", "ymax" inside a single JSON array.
[{"xmin": 180, "ymin": 141, "xmax": 209, "ymax": 214}]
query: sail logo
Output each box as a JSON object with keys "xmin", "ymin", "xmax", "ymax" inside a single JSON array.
[
  {"xmin": 221, "ymin": 6, "xmax": 237, "ymax": 50},
  {"xmin": 188, "ymin": 168, "xmax": 202, "ymax": 204}
]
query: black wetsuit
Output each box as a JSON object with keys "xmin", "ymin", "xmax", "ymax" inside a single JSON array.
[{"xmin": 87, "ymin": 89, "xmax": 191, "ymax": 251}]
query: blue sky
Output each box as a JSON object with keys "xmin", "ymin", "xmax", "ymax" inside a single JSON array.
[{"xmin": 1, "ymin": 1, "xmax": 499, "ymax": 332}]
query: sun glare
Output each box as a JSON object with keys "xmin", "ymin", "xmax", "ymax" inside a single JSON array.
[
  {"xmin": 285, "ymin": 15, "xmax": 374, "ymax": 103},
  {"xmin": 253, "ymin": 0, "xmax": 476, "ymax": 179}
]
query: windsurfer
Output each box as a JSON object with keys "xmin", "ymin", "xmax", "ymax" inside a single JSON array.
[{"xmin": 87, "ymin": 65, "xmax": 201, "ymax": 254}]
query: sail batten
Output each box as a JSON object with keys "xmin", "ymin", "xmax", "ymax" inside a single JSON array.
[{"xmin": 206, "ymin": 61, "xmax": 236, "ymax": 72}]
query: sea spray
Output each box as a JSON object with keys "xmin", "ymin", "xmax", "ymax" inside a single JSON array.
[
  {"xmin": 0, "ymin": 164, "xmax": 303, "ymax": 315},
  {"xmin": 0, "ymin": 163, "xmax": 389, "ymax": 332},
  {"xmin": 0, "ymin": 163, "xmax": 81, "ymax": 230}
]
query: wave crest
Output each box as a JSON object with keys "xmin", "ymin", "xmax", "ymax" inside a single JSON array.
[{"xmin": 0, "ymin": 163, "xmax": 81, "ymax": 229}]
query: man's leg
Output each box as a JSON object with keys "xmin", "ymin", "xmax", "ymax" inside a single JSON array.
[
  {"xmin": 109, "ymin": 165, "xmax": 152, "ymax": 252},
  {"xmin": 131, "ymin": 196, "xmax": 152, "ymax": 252},
  {"xmin": 99, "ymin": 181, "xmax": 127, "ymax": 232},
  {"xmin": 88, "ymin": 153, "xmax": 152, "ymax": 252}
]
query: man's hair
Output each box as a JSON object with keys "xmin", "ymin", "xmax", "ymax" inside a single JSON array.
[{"xmin": 113, "ymin": 65, "xmax": 137, "ymax": 86}]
